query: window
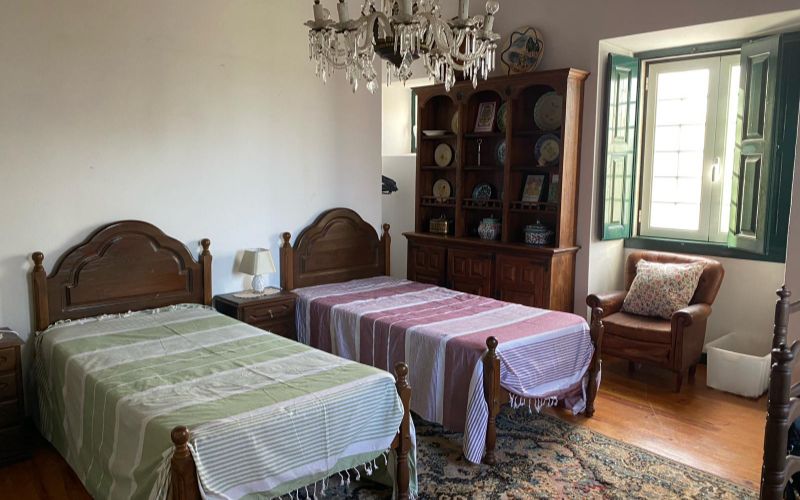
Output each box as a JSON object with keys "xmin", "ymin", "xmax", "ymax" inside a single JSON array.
[
  {"xmin": 639, "ymin": 54, "xmax": 740, "ymax": 243},
  {"xmin": 599, "ymin": 32, "xmax": 800, "ymax": 262}
]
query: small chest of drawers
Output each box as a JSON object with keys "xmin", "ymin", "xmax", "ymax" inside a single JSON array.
[
  {"xmin": 0, "ymin": 327, "xmax": 29, "ymax": 466},
  {"xmin": 214, "ymin": 291, "xmax": 297, "ymax": 341}
]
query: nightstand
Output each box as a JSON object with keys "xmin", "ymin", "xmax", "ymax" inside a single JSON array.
[
  {"xmin": 214, "ymin": 291, "xmax": 297, "ymax": 341},
  {"xmin": 0, "ymin": 327, "xmax": 29, "ymax": 466}
]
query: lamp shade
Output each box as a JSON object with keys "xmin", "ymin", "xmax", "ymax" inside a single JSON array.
[{"xmin": 238, "ymin": 249, "xmax": 276, "ymax": 276}]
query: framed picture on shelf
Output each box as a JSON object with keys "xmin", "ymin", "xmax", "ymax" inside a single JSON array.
[
  {"xmin": 521, "ymin": 174, "xmax": 546, "ymax": 202},
  {"xmin": 474, "ymin": 102, "xmax": 497, "ymax": 133}
]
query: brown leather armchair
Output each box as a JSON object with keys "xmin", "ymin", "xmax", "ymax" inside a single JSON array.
[{"xmin": 587, "ymin": 250, "xmax": 724, "ymax": 392}]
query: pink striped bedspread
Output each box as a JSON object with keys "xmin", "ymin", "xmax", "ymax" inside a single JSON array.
[{"xmin": 294, "ymin": 276, "xmax": 594, "ymax": 463}]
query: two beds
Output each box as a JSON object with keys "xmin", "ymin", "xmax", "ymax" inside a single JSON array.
[
  {"xmin": 30, "ymin": 221, "xmax": 413, "ymax": 500},
  {"xmin": 280, "ymin": 208, "xmax": 604, "ymax": 464}
]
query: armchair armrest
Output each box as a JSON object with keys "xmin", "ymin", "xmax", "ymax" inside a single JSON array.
[
  {"xmin": 586, "ymin": 291, "xmax": 627, "ymax": 317},
  {"xmin": 671, "ymin": 303, "xmax": 712, "ymax": 328}
]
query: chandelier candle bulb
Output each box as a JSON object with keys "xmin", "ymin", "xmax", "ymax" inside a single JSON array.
[
  {"xmin": 313, "ymin": 0, "xmax": 325, "ymax": 22},
  {"xmin": 337, "ymin": 0, "xmax": 349, "ymax": 22},
  {"xmin": 459, "ymin": 0, "xmax": 470, "ymax": 19}
]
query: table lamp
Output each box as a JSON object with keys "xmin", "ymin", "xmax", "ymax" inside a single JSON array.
[{"xmin": 239, "ymin": 248, "xmax": 277, "ymax": 294}]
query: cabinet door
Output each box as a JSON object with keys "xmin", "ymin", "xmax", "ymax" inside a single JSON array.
[
  {"xmin": 448, "ymin": 250, "xmax": 493, "ymax": 297},
  {"xmin": 408, "ymin": 243, "xmax": 447, "ymax": 286},
  {"xmin": 496, "ymin": 255, "xmax": 547, "ymax": 307}
]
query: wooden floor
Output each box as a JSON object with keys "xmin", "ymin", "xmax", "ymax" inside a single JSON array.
[
  {"xmin": 0, "ymin": 357, "xmax": 767, "ymax": 499},
  {"xmin": 551, "ymin": 356, "xmax": 767, "ymax": 490}
]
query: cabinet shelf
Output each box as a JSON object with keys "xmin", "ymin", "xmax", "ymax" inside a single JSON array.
[
  {"xmin": 421, "ymin": 165, "xmax": 456, "ymax": 171},
  {"xmin": 464, "ymin": 165, "xmax": 501, "ymax": 171},
  {"xmin": 421, "ymin": 133, "xmax": 457, "ymax": 140},
  {"xmin": 509, "ymin": 201, "xmax": 559, "ymax": 213},
  {"xmin": 464, "ymin": 132, "xmax": 505, "ymax": 139},
  {"xmin": 462, "ymin": 198, "xmax": 502, "ymax": 210},
  {"xmin": 420, "ymin": 196, "xmax": 455, "ymax": 208}
]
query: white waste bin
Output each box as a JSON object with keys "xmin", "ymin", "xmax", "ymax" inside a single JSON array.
[{"xmin": 705, "ymin": 331, "xmax": 771, "ymax": 398}]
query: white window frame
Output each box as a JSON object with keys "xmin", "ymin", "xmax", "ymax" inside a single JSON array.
[{"xmin": 639, "ymin": 53, "xmax": 740, "ymax": 243}]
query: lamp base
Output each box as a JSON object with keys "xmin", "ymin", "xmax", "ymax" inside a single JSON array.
[{"xmin": 252, "ymin": 274, "xmax": 268, "ymax": 293}]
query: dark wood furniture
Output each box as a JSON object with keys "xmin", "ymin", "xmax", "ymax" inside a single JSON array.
[
  {"xmin": 587, "ymin": 250, "xmax": 725, "ymax": 392},
  {"xmin": 280, "ymin": 207, "xmax": 604, "ymax": 464},
  {"xmin": 761, "ymin": 287, "xmax": 800, "ymax": 499},
  {"xmin": 407, "ymin": 68, "xmax": 589, "ymax": 312},
  {"xmin": 0, "ymin": 327, "xmax": 28, "ymax": 466},
  {"xmin": 31, "ymin": 220, "xmax": 412, "ymax": 500},
  {"xmin": 214, "ymin": 291, "xmax": 297, "ymax": 341},
  {"xmin": 760, "ymin": 286, "xmax": 800, "ymax": 500}
]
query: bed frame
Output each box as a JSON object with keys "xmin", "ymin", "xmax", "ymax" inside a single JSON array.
[
  {"xmin": 280, "ymin": 207, "xmax": 604, "ymax": 464},
  {"xmin": 761, "ymin": 286, "xmax": 800, "ymax": 499},
  {"xmin": 31, "ymin": 220, "xmax": 413, "ymax": 500}
]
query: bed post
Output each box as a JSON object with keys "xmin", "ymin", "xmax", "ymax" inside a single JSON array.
[
  {"xmin": 170, "ymin": 426, "xmax": 201, "ymax": 500},
  {"xmin": 393, "ymin": 362, "xmax": 412, "ymax": 500},
  {"xmin": 280, "ymin": 232, "xmax": 294, "ymax": 291},
  {"xmin": 761, "ymin": 287, "xmax": 797, "ymax": 500},
  {"xmin": 381, "ymin": 224, "xmax": 391, "ymax": 276},
  {"xmin": 200, "ymin": 239, "xmax": 212, "ymax": 306},
  {"xmin": 586, "ymin": 307, "xmax": 604, "ymax": 418},
  {"xmin": 32, "ymin": 252, "xmax": 50, "ymax": 332},
  {"xmin": 483, "ymin": 336, "xmax": 500, "ymax": 465},
  {"xmin": 773, "ymin": 286, "xmax": 792, "ymax": 349}
]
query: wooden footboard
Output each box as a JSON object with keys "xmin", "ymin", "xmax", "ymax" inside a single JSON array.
[
  {"xmin": 481, "ymin": 312, "xmax": 604, "ymax": 464},
  {"xmin": 168, "ymin": 363, "xmax": 413, "ymax": 500}
]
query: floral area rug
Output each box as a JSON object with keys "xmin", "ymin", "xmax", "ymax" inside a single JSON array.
[{"xmin": 329, "ymin": 408, "xmax": 756, "ymax": 499}]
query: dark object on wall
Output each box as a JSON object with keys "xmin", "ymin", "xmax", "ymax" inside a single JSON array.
[{"xmin": 383, "ymin": 175, "xmax": 399, "ymax": 195}]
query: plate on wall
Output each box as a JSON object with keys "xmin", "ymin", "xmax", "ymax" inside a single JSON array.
[
  {"xmin": 451, "ymin": 111, "xmax": 460, "ymax": 133},
  {"xmin": 472, "ymin": 182, "xmax": 496, "ymax": 200},
  {"xmin": 434, "ymin": 143, "xmax": 453, "ymax": 167},
  {"xmin": 432, "ymin": 178, "xmax": 452, "ymax": 203},
  {"xmin": 500, "ymin": 26, "xmax": 544, "ymax": 75},
  {"xmin": 534, "ymin": 91, "xmax": 563, "ymax": 131},
  {"xmin": 535, "ymin": 134, "xmax": 561, "ymax": 167},
  {"xmin": 496, "ymin": 140, "xmax": 507, "ymax": 165},
  {"xmin": 497, "ymin": 102, "xmax": 509, "ymax": 133},
  {"xmin": 423, "ymin": 130, "xmax": 448, "ymax": 137}
]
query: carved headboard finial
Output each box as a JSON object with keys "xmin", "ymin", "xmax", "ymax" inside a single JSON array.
[
  {"xmin": 33, "ymin": 252, "xmax": 45, "ymax": 270},
  {"xmin": 200, "ymin": 239, "xmax": 211, "ymax": 254},
  {"xmin": 281, "ymin": 232, "xmax": 292, "ymax": 247}
]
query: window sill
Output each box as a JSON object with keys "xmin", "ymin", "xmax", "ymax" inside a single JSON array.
[{"xmin": 624, "ymin": 237, "xmax": 785, "ymax": 263}]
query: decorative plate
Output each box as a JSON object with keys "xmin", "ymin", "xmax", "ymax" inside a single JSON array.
[
  {"xmin": 497, "ymin": 102, "xmax": 509, "ymax": 133},
  {"xmin": 534, "ymin": 91, "xmax": 563, "ymax": 131},
  {"xmin": 423, "ymin": 130, "xmax": 448, "ymax": 137},
  {"xmin": 500, "ymin": 27, "xmax": 544, "ymax": 75},
  {"xmin": 472, "ymin": 182, "xmax": 495, "ymax": 200},
  {"xmin": 451, "ymin": 111, "xmax": 460, "ymax": 133},
  {"xmin": 496, "ymin": 140, "xmax": 507, "ymax": 165},
  {"xmin": 434, "ymin": 143, "xmax": 453, "ymax": 167},
  {"xmin": 432, "ymin": 179, "xmax": 452, "ymax": 202},
  {"xmin": 535, "ymin": 134, "xmax": 561, "ymax": 167}
]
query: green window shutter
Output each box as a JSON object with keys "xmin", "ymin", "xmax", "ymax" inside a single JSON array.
[
  {"xmin": 600, "ymin": 54, "xmax": 640, "ymax": 240},
  {"xmin": 727, "ymin": 35, "xmax": 780, "ymax": 254}
]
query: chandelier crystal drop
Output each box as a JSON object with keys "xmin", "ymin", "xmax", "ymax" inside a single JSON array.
[{"xmin": 305, "ymin": 0, "xmax": 501, "ymax": 93}]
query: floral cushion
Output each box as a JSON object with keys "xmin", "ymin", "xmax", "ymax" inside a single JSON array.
[{"xmin": 622, "ymin": 260, "xmax": 706, "ymax": 319}]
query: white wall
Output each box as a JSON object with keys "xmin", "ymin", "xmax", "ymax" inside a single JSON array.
[
  {"xmin": 0, "ymin": 0, "xmax": 382, "ymax": 354},
  {"xmin": 787, "ymin": 114, "xmax": 800, "ymax": 351},
  {"xmin": 382, "ymin": 77, "xmax": 430, "ymax": 279}
]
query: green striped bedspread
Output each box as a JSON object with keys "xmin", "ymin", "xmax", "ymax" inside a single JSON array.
[{"xmin": 34, "ymin": 305, "xmax": 411, "ymax": 499}]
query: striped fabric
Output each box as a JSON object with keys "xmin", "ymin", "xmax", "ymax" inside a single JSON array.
[
  {"xmin": 34, "ymin": 305, "xmax": 410, "ymax": 500},
  {"xmin": 294, "ymin": 277, "xmax": 594, "ymax": 463}
]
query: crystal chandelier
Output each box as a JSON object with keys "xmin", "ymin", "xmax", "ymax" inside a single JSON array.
[{"xmin": 305, "ymin": 0, "xmax": 501, "ymax": 93}]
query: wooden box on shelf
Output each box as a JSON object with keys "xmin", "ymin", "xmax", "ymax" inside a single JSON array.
[
  {"xmin": 214, "ymin": 291, "xmax": 297, "ymax": 341},
  {"xmin": 408, "ymin": 68, "xmax": 588, "ymax": 312}
]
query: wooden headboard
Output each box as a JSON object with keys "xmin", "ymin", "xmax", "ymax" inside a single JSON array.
[
  {"xmin": 280, "ymin": 208, "xmax": 390, "ymax": 291},
  {"xmin": 31, "ymin": 220, "xmax": 212, "ymax": 331}
]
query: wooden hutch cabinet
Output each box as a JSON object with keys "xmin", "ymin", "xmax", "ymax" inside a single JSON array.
[{"xmin": 405, "ymin": 69, "xmax": 588, "ymax": 312}]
